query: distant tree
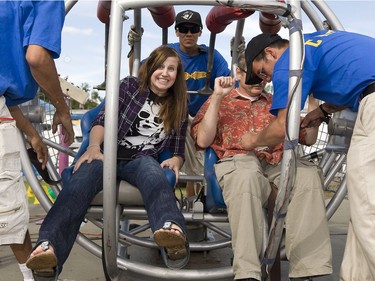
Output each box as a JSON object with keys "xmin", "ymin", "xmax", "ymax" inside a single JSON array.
[
  {"xmin": 38, "ymin": 78, "xmax": 102, "ymax": 110},
  {"xmin": 69, "ymin": 82, "xmax": 102, "ymax": 110}
]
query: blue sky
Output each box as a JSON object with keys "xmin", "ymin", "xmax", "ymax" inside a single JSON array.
[{"xmin": 56, "ymin": 1, "xmax": 375, "ymax": 93}]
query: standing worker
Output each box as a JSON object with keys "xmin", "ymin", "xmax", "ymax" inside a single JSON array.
[
  {"xmin": 243, "ymin": 30, "xmax": 375, "ymax": 281},
  {"xmin": 0, "ymin": 2, "xmax": 74, "ymax": 280}
]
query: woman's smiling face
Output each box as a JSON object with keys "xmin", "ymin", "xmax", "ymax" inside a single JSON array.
[{"xmin": 149, "ymin": 56, "xmax": 179, "ymax": 97}]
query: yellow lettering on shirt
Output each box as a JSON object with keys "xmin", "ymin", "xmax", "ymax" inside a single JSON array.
[
  {"xmin": 305, "ymin": 30, "xmax": 334, "ymax": 47},
  {"xmin": 305, "ymin": 39, "xmax": 322, "ymax": 47},
  {"xmin": 185, "ymin": 71, "xmax": 207, "ymax": 80}
]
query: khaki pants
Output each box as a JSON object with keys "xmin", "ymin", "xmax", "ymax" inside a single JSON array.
[
  {"xmin": 180, "ymin": 115, "xmax": 204, "ymax": 176},
  {"xmin": 215, "ymin": 153, "xmax": 332, "ymax": 280},
  {"xmin": 341, "ymin": 93, "xmax": 375, "ymax": 280},
  {"xmin": 0, "ymin": 96, "xmax": 29, "ymax": 245}
]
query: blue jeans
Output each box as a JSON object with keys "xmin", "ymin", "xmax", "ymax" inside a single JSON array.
[{"xmin": 38, "ymin": 156, "xmax": 185, "ymax": 272}]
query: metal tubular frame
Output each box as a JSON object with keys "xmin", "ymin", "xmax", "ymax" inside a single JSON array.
[{"xmin": 22, "ymin": 0, "xmax": 349, "ymax": 280}]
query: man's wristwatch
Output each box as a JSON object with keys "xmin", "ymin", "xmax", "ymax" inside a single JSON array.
[{"xmin": 319, "ymin": 104, "xmax": 331, "ymax": 124}]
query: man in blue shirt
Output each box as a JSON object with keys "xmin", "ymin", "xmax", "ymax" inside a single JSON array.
[
  {"xmin": 243, "ymin": 31, "xmax": 375, "ymax": 281},
  {"xmin": 0, "ymin": 2, "xmax": 74, "ymax": 280},
  {"xmin": 169, "ymin": 10, "xmax": 231, "ymax": 196}
]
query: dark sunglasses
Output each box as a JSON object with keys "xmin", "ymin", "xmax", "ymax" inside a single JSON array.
[{"xmin": 177, "ymin": 25, "xmax": 201, "ymax": 34}]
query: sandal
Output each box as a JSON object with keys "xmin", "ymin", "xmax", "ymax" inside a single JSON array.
[
  {"xmin": 26, "ymin": 241, "xmax": 58, "ymax": 281},
  {"xmin": 153, "ymin": 221, "xmax": 190, "ymax": 269},
  {"xmin": 27, "ymin": 148, "xmax": 61, "ymax": 185}
]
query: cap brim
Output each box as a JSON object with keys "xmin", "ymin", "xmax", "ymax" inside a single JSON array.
[
  {"xmin": 245, "ymin": 63, "xmax": 263, "ymax": 85},
  {"xmin": 246, "ymin": 75, "xmax": 263, "ymax": 85}
]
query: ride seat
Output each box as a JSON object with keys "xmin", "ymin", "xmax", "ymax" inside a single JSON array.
[
  {"xmin": 61, "ymin": 100, "xmax": 176, "ymax": 206},
  {"xmin": 204, "ymin": 147, "xmax": 227, "ymax": 213}
]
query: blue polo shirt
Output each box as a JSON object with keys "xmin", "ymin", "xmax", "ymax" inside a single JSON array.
[
  {"xmin": 0, "ymin": 1, "xmax": 65, "ymax": 106},
  {"xmin": 169, "ymin": 43, "xmax": 231, "ymax": 116},
  {"xmin": 270, "ymin": 30, "xmax": 375, "ymax": 115}
]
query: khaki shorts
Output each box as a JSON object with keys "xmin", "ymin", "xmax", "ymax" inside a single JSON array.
[{"xmin": 0, "ymin": 97, "xmax": 29, "ymax": 245}]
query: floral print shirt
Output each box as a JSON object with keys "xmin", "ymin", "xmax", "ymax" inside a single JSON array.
[{"xmin": 191, "ymin": 89, "xmax": 307, "ymax": 165}]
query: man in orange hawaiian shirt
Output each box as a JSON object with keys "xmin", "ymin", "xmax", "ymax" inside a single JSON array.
[{"xmin": 191, "ymin": 53, "xmax": 332, "ymax": 281}]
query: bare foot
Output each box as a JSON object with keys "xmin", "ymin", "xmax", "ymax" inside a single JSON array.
[
  {"xmin": 153, "ymin": 222, "xmax": 187, "ymax": 260},
  {"xmin": 26, "ymin": 242, "xmax": 57, "ymax": 271}
]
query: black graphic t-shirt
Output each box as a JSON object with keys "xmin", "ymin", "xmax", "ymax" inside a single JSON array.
[{"xmin": 117, "ymin": 91, "xmax": 166, "ymax": 160}]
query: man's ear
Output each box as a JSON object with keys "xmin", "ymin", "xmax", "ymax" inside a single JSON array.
[
  {"xmin": 264, "ymin": 47, "xmax": 278, "ymax": 60},
  {"xmin": 235, "ymin": 67, "xmax": 242, "ymax": 80}
]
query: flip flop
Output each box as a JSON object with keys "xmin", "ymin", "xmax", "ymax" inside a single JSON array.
[
  {"xmin": 27, "ymin": 148, "xmax": 61, "ymax": 185},
  {"xmin": 153, "ymin": 221, "xmax": 190, "ymax": 269},
  {"xmin": 26, "ymin": 241, "xmax": 58, "ymax": 281}
]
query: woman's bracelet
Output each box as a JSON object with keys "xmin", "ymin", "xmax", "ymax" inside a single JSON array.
[{"xmin": 87, "ymin": 144, "xmax": 101, "ymax": 150}]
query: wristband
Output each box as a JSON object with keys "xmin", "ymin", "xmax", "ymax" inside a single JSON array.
[
  {"xmin": 319, "ymin": 104, "xmax": 331, "ymax": 124},
  {"xmin": 319, "ymin": 104, "xmax": 330, "ymax": 118}
]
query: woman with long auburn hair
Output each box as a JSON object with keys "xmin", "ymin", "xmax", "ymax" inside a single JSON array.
[{"xmin": 26, "ymin": 45, "xmax": 190, "ymax": 279}]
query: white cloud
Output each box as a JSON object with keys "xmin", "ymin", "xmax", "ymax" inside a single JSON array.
[{"xmin": 63, "ymin": 26, "xmax": 93, "ymax": 36}]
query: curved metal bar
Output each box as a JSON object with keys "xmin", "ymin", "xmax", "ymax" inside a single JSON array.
[
  {"xmin": 301, "ymin": 1, "xmax": 325, "ymax": 31},
  {"xmin": 118, "ymin": 0, "xmax": 290, "ymax": 17},
  {"xmin": 263, "ymin": 0, "xmax": 304, "ymax": 275},
  {"xmin": 116, "ymin": 257, "xmax": 233, "ymax": 280},
  {"xmin": 20, "ymin": 131, "xmax": 54, "ymax": 212},
  {"xmin": 64, "ymin": 0, "xmax": 78, "ymax": 15},
  {"xmin": 103, "ymin": 1, "xmax": 123, "ymax": 279},
  {"xmin": 42, "ymin": 137, "xmax": 77, "ymax": 157},
  {"xmin": 120, "ymin": 230, "xmax": 231, "ymax": 251},
  {"xmin": 321, "ymin": 152, "xmax": 339, "ymax": 177},
  {"xmin": 323, "ymin": 153, "xmax": 346, "ymax": 188},
  {"xmin": 76, "ymin": 233, "xmax": 234, "ymax": 280},
  {"xmin": 326, "ymin": 176, "xmax": 347, "ymax": 220},
  {"xmin": 311, "ymin": 0, "xmax": 345, "ymax": 30},
  {"xmin": 82, "ymin": 0, "xmax": 349, "ymax": 280}
]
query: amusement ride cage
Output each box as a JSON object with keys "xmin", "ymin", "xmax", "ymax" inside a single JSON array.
[{"xmin": 21, "ymin": 1, "xmax": 354, "ymax": 280}]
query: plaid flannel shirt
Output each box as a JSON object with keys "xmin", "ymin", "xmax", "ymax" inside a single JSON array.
[{"xmin": 92, "ymin": 76, "xmax": 187, "ymax": 161}]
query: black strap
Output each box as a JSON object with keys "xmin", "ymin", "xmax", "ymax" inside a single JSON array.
[
  {"xmin": 27, "ymin": 148, "xmax": 61, "ymax": 185},
  {"xmin": 361, "ymin": 82, "xmax": 375, "ymax": 99}
]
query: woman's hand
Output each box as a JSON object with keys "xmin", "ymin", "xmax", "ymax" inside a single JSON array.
[
  {"xmin": 160, "ymin": 156, "xmax": 183, "ymax": 183},
  {"xmin": 73, "ymin": 145, "xmax": 103, "ymax": 173}
]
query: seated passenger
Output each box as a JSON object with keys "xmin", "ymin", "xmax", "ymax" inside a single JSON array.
[
  {"xmin": 191, "ymin": 53, "xmax": 332, "ymax": 281},
  {"xmin": 26, "ymin": 45, "xmax": 190, "ymax": 278}
]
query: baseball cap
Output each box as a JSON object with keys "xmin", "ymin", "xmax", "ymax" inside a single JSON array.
[
  {"xmin": 175, "ymin": 10, "xmax": 203, "ymax": 29},
  {"xmin": 245, "ymin": 33, "xmax": 282, "ymax": 85}
]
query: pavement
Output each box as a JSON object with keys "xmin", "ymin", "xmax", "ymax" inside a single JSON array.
[{"xmin": 0, "ymin": 197, "xmax": 350, "ymax": 281}]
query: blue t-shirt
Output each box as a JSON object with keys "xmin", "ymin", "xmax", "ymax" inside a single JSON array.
[
  {"xmin": 270, "ymin": 30, "xmax": 375, "ymax": 115},
  {"xmin": 0, "ymin": 1, "xmax": 65, "ymax": 106},
  {"xmin": 168, "ymin": 43, "xmax": 230, "ymax": 116}
]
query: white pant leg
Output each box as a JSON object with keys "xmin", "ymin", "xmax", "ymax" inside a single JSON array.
[
  {"xmin": 341, "ymin": 93, "xmax": 375, "ymax": 280},
  {"xmin": 0, "ymin": 96, "xmax": 29, "ymax": 245}
]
